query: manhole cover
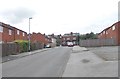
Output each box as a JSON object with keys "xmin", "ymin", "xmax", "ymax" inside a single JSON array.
[{"xmin": 81, "ymin": 59, "xmax": 90, "ymax": 63}]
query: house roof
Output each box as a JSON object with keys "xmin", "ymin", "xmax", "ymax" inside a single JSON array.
[
  {"xmin": 98, "ymin": 21, "xmax": 120, "ymax": 35},
  {"xmin": 0, "ymin": 22, "xmax": 27, "ymax": 34}
]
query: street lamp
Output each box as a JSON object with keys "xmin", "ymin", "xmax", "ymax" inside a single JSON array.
[{"xmin": 28, "ymin": 17, "xmax": 32, "ymax": 52}]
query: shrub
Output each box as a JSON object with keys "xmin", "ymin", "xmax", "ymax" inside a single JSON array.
[{"xmin": 14, "ymin": 40, "xmax": 29, "ymax": 53}]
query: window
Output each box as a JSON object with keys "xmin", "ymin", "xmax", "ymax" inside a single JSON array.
[
  {"xmin": 17, "ymin": 30, "xmax": 19, "ymax": 35},
  {"xmin": 23, "ymin": 32, "xmax": 25, "ymax": 36},
  {"xmin": 9, "ymin": 29, "xmax": 12, "ymax": 35},
  {"xmin": 0, "ymin": 26, "xmax": 3, "ymax": 32},
  {"xmin": 67, "ymin": 38, "xmax": 70, "ymax": 40},
  {"xmin": 106, "ymin": 31, "xmax": 108, "ymax": 34},
  {"xmin": 112, "ymin": 26, "xmax": 115, "ymax": 30},
  {"xmin": 73, "ymin": 37, "xmax": 76, "ymax": 40},
  {"xmin": 103, "ymin": 31, "xmax": 105, "ymax": 34}
]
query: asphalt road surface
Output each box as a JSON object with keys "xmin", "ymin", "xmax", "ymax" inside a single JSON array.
[{"xmin": 2, "ymin": 47, "xmax": 72, "ymax": 77}]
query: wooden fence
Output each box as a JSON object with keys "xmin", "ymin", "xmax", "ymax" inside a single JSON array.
[
  {"xmin": 79, "ymin": 38, "xmax": 117, "ymax": 47},
  {"xmin": 1, "ymin": 43, "xmax": 44, "ymax": 57}
]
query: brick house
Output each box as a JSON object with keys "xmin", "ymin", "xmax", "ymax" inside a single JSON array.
[
  {"xmin": 30, "ymin": 32, "xmax": 49, "ymax": 45},
  {"xmin": 0, "ymin": 22, "xmax": 27, "ymax": 43},
  {"xmin": 47, "ymin": 34, "xmax": 57, "ymax": 47},
  {"xmin": 62, "ymin": 32, "xmax": 80, "ymax": 46},
  {"xmin": 98, "ymin": 21, "xmax": 120, "ymax": 45}
]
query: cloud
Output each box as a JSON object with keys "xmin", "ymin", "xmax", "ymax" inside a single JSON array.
[{"xmin": 1, "ymin": 7, "xmax": 35, "ymax": 24}]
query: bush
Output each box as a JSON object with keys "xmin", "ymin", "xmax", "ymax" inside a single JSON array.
[{"xmin": 14, "ymin": 40, "xmax": 29, "ymax": 53}]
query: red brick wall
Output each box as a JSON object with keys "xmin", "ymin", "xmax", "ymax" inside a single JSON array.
[
  {"xmin": 2, "ymin": 27, "xmax": 14, "ymax": 43},
  {"xmin": 98, "ymin": 21, "xmax": 120, "ymax": 45},
  {"xmin": 0, "ymin": 32, "xmax": 2, "ymax": 41},
  {"xmin": 1, "ymin": 22, "xmax": 28, "ymax": 43},
  {"xmin": 31, "ymin": 32, "xmax": 48, "ymax": 44},
  {"xmin": 62, "ymin": 36, "xmax": 76, "ymax": 41},
  {"xmin": 14, "ymin": 29, "xmax": 27, "ymax": 41},
  {"xmin": 117, "ymin": 22, "xmax": 120, "ymax": 45}
]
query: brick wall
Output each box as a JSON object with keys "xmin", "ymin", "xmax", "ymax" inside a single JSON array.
[
  {"xmin": 62, "ymin": 35, "xmax": 78, "ymax": 45},
  {"xmin": 2, "ymin": 27, "xmax": 14, "ymax": 42},
  {"xmin": 0, "ymin": 22, "xmax": 28, "ymax": 43},
  {"xmin": 98, "ymin": 21, "xmax": 120, "ymax": 45},
  {"xmin": 14, "ymin": 28, "xmax": 27, "ymax": 41},
  {"xmin": 30, "ymin": 32, "xmax": 48, "ymax": 45}
]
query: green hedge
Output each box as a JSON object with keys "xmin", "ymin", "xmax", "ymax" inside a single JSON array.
[{"xmin": 14, "ymin": 40, "xmax": 29, "ymax": 53}]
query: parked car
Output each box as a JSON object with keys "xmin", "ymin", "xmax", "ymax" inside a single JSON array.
[
  {"xmin": 67, "ymin": 42, "xmax": 74, "ymax": 47},
  {"xmin": 46, "ymin": 44, "xmax": 51, "ymax": 48}
]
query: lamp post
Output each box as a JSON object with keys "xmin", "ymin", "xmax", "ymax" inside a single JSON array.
[{"xmin": 28, "ymin": 17, "xmax": 32, "ymax": 52}]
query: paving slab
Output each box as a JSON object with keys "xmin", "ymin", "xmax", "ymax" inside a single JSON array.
[
  {"xmin": 62, "ymin": 46, "xmax": 118, "ymax": 77},
  {"xmin": 2, "ymin": 48, "xmax": 49, "ymax": 63},
  {"xmin": 72, "ymin": 46, "xmax": 88, "ymax": 53}
]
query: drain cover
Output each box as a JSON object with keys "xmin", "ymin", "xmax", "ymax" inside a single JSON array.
[{"xmin": 81, "ymin": 59, "xmax": 90, "ymax": 63}]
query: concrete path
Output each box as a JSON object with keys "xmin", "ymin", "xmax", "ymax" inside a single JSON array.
[
  {"xmin": 62, "ymin": 46, "xmax": 118, "ymax": 77},
  {"xmin": 2, "ymin": 48, "xmax": 50, "ymax": 63}
]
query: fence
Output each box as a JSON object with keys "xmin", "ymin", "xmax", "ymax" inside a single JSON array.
[
  {"xmin": 1, "ymin": 42, "xmax": 44, "ymax": 57},
  {"xmin": 79, "ymin": 38, "xmax": 117, "ymax": 47}
]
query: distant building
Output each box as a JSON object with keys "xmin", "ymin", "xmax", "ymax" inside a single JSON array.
[
  {"xmin": 30, "ymin": 32, "xmax": 49, "ymax": 45},
  {"xmin": 0, "ymin": 22, "xmax": 27, "ymax": 43},
  {"xmin": 47, "ymin": 34, "xmax": 57, "ymax": 47},
  {"xmin": 62, "ymin": 32, "xmax": 80, "ymax": 46},
  {"xmin": 98, "ymin": 21, "xmax": 120, "ymax": 45}
]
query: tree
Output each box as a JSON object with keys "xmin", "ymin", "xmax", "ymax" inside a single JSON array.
[{"xmin": 80, "ymin": 32, "xmax": 98, "ymax": 40}]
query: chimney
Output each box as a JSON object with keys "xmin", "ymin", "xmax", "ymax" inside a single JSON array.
[
  {"xmin": 52, "ymin": 33, "xmax": 54, "ymax": 37},
  {"xmin": 70, "ymin": 32, "xmax": 73, "ymax": 35}
]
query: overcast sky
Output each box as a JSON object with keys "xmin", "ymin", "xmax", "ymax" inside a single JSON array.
[{"xmin": 0, "ymin": 0, "xmax": 119, "ymax": 35}]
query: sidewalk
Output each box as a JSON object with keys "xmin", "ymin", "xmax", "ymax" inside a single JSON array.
[
  {"xmin": 62, "ymin": 46, "xmax": 118, "ymax": 77},
  {"xmin": 2, "ymin": 48, "xmax": 51, "ymax": 63}
]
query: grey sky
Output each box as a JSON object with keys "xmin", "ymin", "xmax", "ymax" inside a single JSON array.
[
  {"xmin": 1, "ymin": 7, "xmax": 35, "ymax": 24},
  {"xmin": 0, "ymin": 0, "xmax": 119, "ymax": 35}
]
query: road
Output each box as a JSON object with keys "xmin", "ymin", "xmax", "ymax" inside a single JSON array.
[{"xmin": 2, "ymin": 47, "xmax": 72, "ymax": 77}]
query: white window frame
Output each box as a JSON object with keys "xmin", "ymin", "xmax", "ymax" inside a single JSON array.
[
  {"xmin": 112, "ymin": 26, "xmax": 115, "ymax": 30},
  {"xmin": 0, "ymin": 26, "xmax": 3, "ymax": 32},
  {"xmin": 17, "ymin": 30, "xmax": 20, "ymax": 35},
  {"xmin": 73, "ymin": 37, "xmax": 76, "ymax": 40},
  {"xmin": 23, "ymin": 32, "xmax": 25, "ymax": 36},
  {"xmin": 106, "ymin": 31, "xmax": 108, "ymax": 34},
  {"xmin": 67, "ymin": 38, "xmax": 70, "ymax": 40},
  {"xmin": 103, "ymin": 31, "xmax": 105, "ymax": 34},
  {"xmin": 9, "ymin": 29, "xmax": 12, "ymax": 35}
]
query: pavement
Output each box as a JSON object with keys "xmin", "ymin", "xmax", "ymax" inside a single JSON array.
[
  {"xmin": 2, "ymin": 48, "xmax": 51, "ymax": 63},
  {"xmin": 62, "ymin": 46, "xmax": 118, "ymax": 77},
  {"xmin": 87, "ymin": 46, "xmax": 119, "ymax": 61}
]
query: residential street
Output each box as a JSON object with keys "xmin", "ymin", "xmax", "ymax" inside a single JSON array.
[
  {"xmin": 2, "ymin": 47, "xmax": 72, "ymax": 77},
  {"xmin": 2, "ymin": 46, "xmax": 118, "ymax": 77}
]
